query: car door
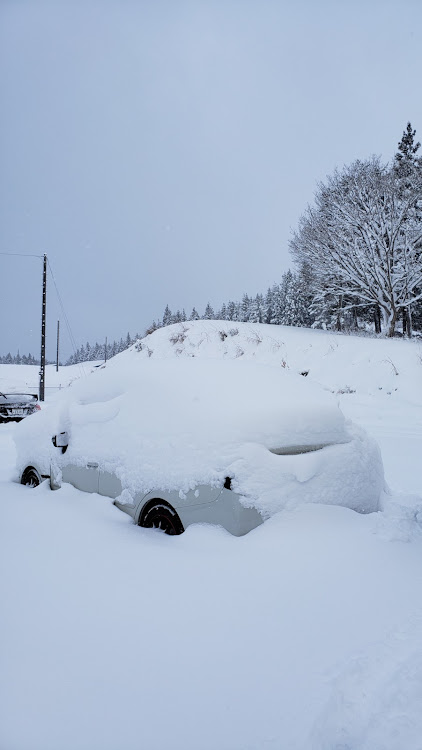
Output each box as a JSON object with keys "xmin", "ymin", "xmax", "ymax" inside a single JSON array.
[
  {"xmin": 62, "ymin": 461, "xmax": 99, "ymax": 494},
  {"xmin": 98, "ymin": 470, "xmax": 122, "ymax": 499}
]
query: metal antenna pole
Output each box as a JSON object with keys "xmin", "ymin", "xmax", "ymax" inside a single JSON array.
[
  {"xmin": 39, "ymin": 254, "xmax": 47, "ymax": 401},
  {"xmin": 56, "ymin": 320, "xmax": 60, "ymax": 372}
]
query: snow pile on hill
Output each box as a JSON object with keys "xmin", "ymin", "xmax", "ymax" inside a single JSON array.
[
  {"xmin": 133, "ymin": 319, "xmax": 421, "ymax": 396},
  {"xmin": 14, "ymin": 353, "xmax": 384, "ymax": 516}
]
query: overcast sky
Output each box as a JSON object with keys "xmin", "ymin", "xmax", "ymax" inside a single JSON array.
[{"xmin": 1, "ymin": 0, "xmax": 421, "ymax": 360}]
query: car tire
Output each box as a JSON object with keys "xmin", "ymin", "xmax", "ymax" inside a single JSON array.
[
  {"xmin": 139, "ymin": 500, "xmax": 184, "ymax": 535},
  {"xmin": 21, "ymin": 467, "xmax": 42, "ymax": 488}
]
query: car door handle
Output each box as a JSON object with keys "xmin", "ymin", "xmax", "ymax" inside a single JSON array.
[{"xmin": 87, "ymin": 462, "xmax": 99, "ymax": 469}]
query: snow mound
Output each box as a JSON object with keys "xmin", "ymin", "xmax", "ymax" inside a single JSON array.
[{"xmin": 133, "ymin": 319, "xmax": 421, "ymax": 397}]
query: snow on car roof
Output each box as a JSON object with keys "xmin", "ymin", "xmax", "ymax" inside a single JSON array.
[{"xmin": 15, "ymin": 353, "xmax": 384, "ymax": 515}]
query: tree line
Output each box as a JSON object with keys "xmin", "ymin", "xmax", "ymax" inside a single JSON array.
[
  {"xmin": 0, "ymin": 352, "xmax": 42, "ymax": 365},
  {"xmin": 65, "ymin": 333, "xmax": 141, "ymax": 365},
  {"xmin": 0, "ymin": 334, "xmax": 141, "ymax": 366}
]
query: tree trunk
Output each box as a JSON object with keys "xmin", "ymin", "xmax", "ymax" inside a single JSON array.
[
  {"xmin": 335, "ymin": 296, "xmax": 343, "ymax": 331},
  {"xmin": 407, "ymin": 307, "xmax": 412, "ymax": 338},
  {"xmin": 374, "ymin": 306, "xmax": 381, "ymax": 334},
  {"xmin": 388, "ymin": 309, "xmax": 397, "ymax": 337},
  {"xmin": 402, "ymin": 308, "xmax": 407, "ymax": 336}
]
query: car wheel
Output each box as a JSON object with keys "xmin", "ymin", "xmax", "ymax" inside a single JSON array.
[
  {"xmin": 139, "ymin": 500, "xmax": 184, "ymax": 535},
  {"xmin": 21, "ymin": 467, "xmax": 41, "ymax": 488}
]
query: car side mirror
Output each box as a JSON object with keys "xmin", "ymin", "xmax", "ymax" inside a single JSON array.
[{"xmin": 52, "ymin": 432, "xmax": 69, "ymax": 453}]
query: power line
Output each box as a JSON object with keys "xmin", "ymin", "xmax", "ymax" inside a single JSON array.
[
  {"xmin": 1, "ymin": 251, "xmax": 87, "ymax": 377},
  {"xmin": 46, "ymin": 258, "xmax": 86, "ymax": 377},
  {"xmin": 0, "ymin": 252, "xmax": 44, "ymax": 258}
]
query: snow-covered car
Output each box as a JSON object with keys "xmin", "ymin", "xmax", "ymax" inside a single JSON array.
[
  {"xmin": 0, "ymin": 392, "xmax": 40, "ymax": 423},
  {"xmin": 15, "ymin": 355, "xmax": 385, "ymax": 536}
]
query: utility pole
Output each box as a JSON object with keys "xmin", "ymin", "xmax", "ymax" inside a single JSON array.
[
  {"xmin": 39, "ymin": 254, "xmax": 47, "ymax": 401},
  {"xmin": 56, "ymin": 320, "xmax": 60, "ymax": 372}
]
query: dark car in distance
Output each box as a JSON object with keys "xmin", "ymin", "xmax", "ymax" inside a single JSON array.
[{"xmin": 0, "ymin": 392, "xmax": 41, "ymax": 423}]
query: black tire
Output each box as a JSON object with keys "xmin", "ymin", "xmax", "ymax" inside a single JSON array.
[
  {"xmin": 139, "ymin": 500, "xmax": 184, "ymax": 536},
  {"xmin": 21, "ymin": 467, "xmax": 41, "ymax": 488}
]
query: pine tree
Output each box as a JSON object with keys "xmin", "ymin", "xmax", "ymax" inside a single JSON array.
[
  {"xmin": 239, "ymin": 293, "xmax": 250, "ymax": 322},
  {"xmin": 218, "ymin": 303, "xmax": 227, "ymax": 320},
  {"xmin": 394, "ymin": 123, "xmax": 422, "ymax": 335},
  {"xmin": 226, "ymin": 301, "xmax": 237, "ymax": 321},
  {"xmin": 249, "ymin": 294, "xmax": 263, "ymax": 323},
  {"xmin": 162, "ymin": 305, "xmax": 172, "ymax": 327},
  {"xmin": 280, "ymin": 271, "xmax": 296, "ymax": 325},
  {"xmin": 203, "ymin": 302, "xmax": 215, "ymax": 320},
  {"xmin": 270, "ymin": 283, "xmax": 284, "ymax": 325},
  {"xmin": 394, "ymin": 122, "xmax": 421, "ymax": 178},
  {"xmin": 262, "ymin": 287, "xmax": 273, "ymax": 324}
]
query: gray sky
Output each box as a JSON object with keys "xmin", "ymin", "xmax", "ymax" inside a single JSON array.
[{"xmin": 1, "ymin": 0, "xmax": 421, "ymax": 360}]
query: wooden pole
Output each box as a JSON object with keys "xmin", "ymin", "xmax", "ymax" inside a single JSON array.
[
  {"xmin": 39, "ymin": 254, "xmax": 47, "ymax": 401},
  {"xmin": 56, "ymin": 320, "xmax": 60, "ymax": 372}
]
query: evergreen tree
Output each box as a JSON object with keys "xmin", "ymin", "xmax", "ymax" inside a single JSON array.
[
  {"xmin": 218, "ymin": 303, "xmax": 227, "ymax": 320},
  {"xmin": 172, "ymin": 310, "xmax": 183, "ymax": 323},
  {"xmin": 226, "ymin": 301, "xmax": 237, "ymax": 321},
  {"xmin": 263, "ymin": 287, "xmax": 273, "ymax": 324},
  {"xmin": 270, "ymin": 283, "xmax": 284, "ymax": 325},
  {"xmin": 394, "ymin": 122, "xmax": 421, "ymax": 178},
  {"xmin": 162, "ymin": 305, "xmax": 172, "ymax": 327},
  {"xmin": 203, "ymin": 302, "xmax": 215, "ymax": 320},
  {"xmin": 249, "ymin": 294, "xmax": 263, "ymax": 323},
  {"xmin": 280, "ymin": 271, "xmax": 296, "ymax": 325},
  {"xmin": 239, "ymin": 293, "xmax": 251, "ymax": 322}
]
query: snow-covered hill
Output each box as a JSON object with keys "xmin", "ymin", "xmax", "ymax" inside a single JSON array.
[{"xmin": 134, "ymin": 319, "xmax": 420, "ymax": 396}]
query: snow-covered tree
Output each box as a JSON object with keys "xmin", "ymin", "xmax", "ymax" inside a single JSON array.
[
  {"xmin": 203, "ymin": 302, "xmax": 215, "ymax": 320},
  {"xmin": 248, "ymin": 294, "xmax": 264, "ymax": 323},
  {"xmin": 394, "ymin": 122, "xmax": 421, "ymax": 180},
  {"xmin": 239, "ymin": 293, "xmax": 251, "ymax": 322},
  {"xmin": 226, "ymin": 301, "xmax": 238, "ymax": 321},
  {"xmin": 393, "ymin": 123, "xmax": 422, "ymax": 335},
  {"xmin": 162, "ymin": 305, "xmax": 172, "ymax": 327},
  {"xmin": 290, "ymin": 156, "xmax": 422, "ymax": 337},
  {"xmin": 262, "ymin": 287, "xmax": 274, "ymax": 324},
  {"xmin": 270, "ymin": 283, "xmax": 284, "ymax": 325},
  {"xmin": 218, "ymin": 303, "xmax": 227, "ymax": 320}
]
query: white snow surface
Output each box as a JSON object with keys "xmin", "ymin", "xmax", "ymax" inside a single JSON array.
[
  {"xmin": 14, "ymin": 343, "xmax": 384, "ymax": 515},
  {"xmin": 1, "ymin": 322, "xmax": 422, "ymax": 750}
]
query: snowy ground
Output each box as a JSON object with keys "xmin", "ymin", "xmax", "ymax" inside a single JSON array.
[{"xmin": 1, "ymin": 323, "xmax": 422, "ymax": 750}]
